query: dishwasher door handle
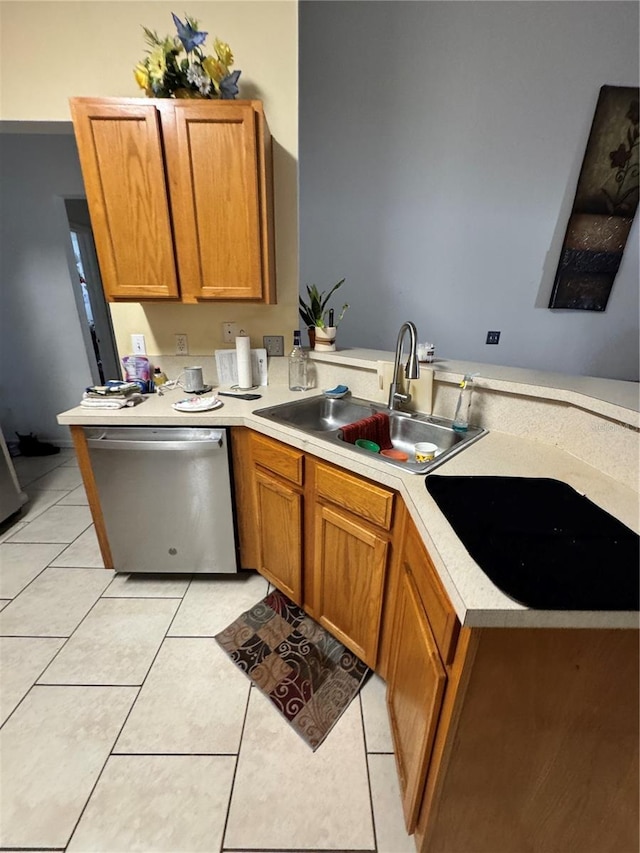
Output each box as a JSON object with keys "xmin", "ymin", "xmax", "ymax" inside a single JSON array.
[{"xmin": 86, "ymin": 437, "xmax": 223, "ymax": 452}]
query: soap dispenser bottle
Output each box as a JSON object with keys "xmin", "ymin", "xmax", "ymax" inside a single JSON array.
[{"xmin": 453, "ymin": 374, "xmax": 475, "ymax": 431}]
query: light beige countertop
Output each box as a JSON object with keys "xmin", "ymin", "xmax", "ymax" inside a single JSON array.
[
  {"xmin": 312, "ymin": 349, "xmax": 640, "ymax": 425},
  {"xmin": 58, "ymin": 368, "xmax": 639, "ymax": 631}
]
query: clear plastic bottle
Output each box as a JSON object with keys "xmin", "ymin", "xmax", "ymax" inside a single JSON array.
[
  {"xmin": 288, "ymin": 330, "xmax": 309, "ymax": 391},
  {"xmin": 453, "ymin": 374, "xmax": 474, "ymax": 431}
]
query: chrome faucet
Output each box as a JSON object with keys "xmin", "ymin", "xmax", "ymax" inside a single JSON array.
[{"xmin": 388, "ymin": 321, "xmax": 420, "ymax": 410}]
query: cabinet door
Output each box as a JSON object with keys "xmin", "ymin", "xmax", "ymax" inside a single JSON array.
[
  {"xmin": 387, "ymin": 565, "xmax": 447, "ymax": 833},
  {"xmin": 167, "ymin": 102, "xmax": 271, "ymax": 302},
  {"xmin": 255, "ymin": 469, "xmax": 303, "ymax": 604},
  {"xmin": 70, "ymin": 100, "xmax": 179, "ymax": 300},
  {"xmin": 313, "ymin": 504, "xmax": 388, "ymax": 668},
  {"xmin": 230, "ymin": 428, "xmax": 260, "ymax": 569}
]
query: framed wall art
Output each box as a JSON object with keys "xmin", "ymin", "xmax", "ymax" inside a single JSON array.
[{"xmin": 549, "ymin": 85, "xmax": 639, "ymax": 311}]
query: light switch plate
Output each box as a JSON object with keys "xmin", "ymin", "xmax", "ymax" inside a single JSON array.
[
  {"xmin": 263, "ymin": 335, "xmax": 285, "ymax": 357},
  {"xmin": 131, "ymin": 334, "xmax": 146, "ymax": 354}
]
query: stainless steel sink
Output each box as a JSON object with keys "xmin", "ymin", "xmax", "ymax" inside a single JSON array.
[{"xmin": 254, "ymin": 395, "xmax": 487, "ymax": 474}]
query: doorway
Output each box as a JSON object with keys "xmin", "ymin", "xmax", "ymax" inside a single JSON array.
[{"xmin": 64, "ymin": 199, "xmax": 120, "ymax": 385}]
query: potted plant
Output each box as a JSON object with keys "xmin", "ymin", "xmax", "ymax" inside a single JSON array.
[{"xmin": 298, "ymin": 278, "xmax": 349, "ymax": 351}]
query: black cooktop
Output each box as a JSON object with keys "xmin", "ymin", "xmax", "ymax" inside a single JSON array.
[{"xmin": 425, "ymin": 475, "xmax": 639, "ymax": 611}]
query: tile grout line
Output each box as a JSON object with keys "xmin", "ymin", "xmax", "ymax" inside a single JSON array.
[
  {"xmin": 359, "ymin": 691, "xmax": 380, "ymax": 853},
  {"xmin": 109, "ymin": 750, "xmax": 241, "ymax": 757},
  {"xmin": 0, "ymin": 514, "xmax": 97, "ymax": 637},
  {"xmin": 2, "ymin": 504, "xmax": 93, "ymax": 550},
  {"xmin": 1, "ymin": 564, "xmax": 118, "ymax": 729},
  {"xmin": 102, "ymin": 593, "xmax": 186, "ymax": 599},
  {"xmin": 62, "ymin": 682, "xmax": 143, "ymax": 851},
  {"xmin": 219, "ymin": 679, "xmax": 255, "ymax": 852},
  {"xmin": 0, "ymin": 637, "xmax": 69, "ymax": 732},
  {"xmin": 26, "ymin": 576, "xmax": 131, "ymax": 687},
  {"xmin": 103, "ymin": 574, "xmax": 194, "ymax": 755},
  {"xmin": 62, "ymin": 576, "xmax": 193, "ymax": 849}
]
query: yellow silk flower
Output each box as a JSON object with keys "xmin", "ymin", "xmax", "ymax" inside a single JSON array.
[
  {"xmin": 147, "ymin": 45, "xmax": 167, "ymax": 81},
  {"xmin": 134, "ymin": 63, "xmax": 149, "ymax": 90},
  {"xmin": 202, "ymin": 56, "xmax": 227, "ymax": 84},
  {"xmin": 214, "ymin": 38, "xmax": 233, "ymax": 67}
]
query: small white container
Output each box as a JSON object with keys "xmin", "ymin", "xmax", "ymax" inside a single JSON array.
[
  {"xmin": 414, "ymin": 442, "xmax": 438, "ymax": 462},
  {"xmin": 417, "ymin": 343, "xmax": 435, "ymax": 362}
]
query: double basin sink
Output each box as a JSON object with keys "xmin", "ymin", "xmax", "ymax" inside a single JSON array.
[{"xmin": 254, "ymin": 395, "xmax": 487, "ymax": 474}]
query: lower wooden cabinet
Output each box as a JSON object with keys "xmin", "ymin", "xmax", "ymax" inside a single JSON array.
[
  {"xmin": 312, "ymin": 502, "xmax": 389, "ymax": 668},
  {"xmin": 233, "ymin": 429, "xmax": 304, "ymax": 603},
  {"xmin": 255, "ymin": 468, "xmax": 302, "ymax": 603},
  {"xmin": 386, "ymin": 513, "xmax": 455, "ymax": 833},
  {"xmin": 232, "ymin": 430, "xmax": 395, "ymax": 669},
  {"xmin": 308, "ymin": 460, "xmax": 396, "ymax": 669},
  {"xmin": 387, "ymin": 562, "xmax": 446, "ymax": 832}
]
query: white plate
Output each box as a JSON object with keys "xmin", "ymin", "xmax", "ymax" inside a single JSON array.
[{"xmin": 172, "ymin": 396, "xmax": 223, "ymax": 413}]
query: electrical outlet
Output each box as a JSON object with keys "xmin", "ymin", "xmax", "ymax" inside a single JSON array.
[
  {"xmin": 131, "ymin": 334, "xmax": 146, "ymax": 354},
  {"xmin": 486, "ymin": 330, "xmax": 501, "ymax": 345},
  {"xmin": 263, "ymin": 335, "xmax": 285, "ymax": 357},
  {"xmin": 222, "ymin": 322, "xmax": 239, "ymax": 343},
  {"xmin": 175, "ymin": 333, "xmax": 188, "ymax": 355}
]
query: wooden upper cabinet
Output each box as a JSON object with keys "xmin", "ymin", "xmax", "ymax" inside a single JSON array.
[
  {"xmin": 69, "ymin": 97, "xmax": 276, "ymax": 303},
  {"xmin": 168, "ymin": 102, "xmax": 272, "ymax": 302},
  {"xmin": 69, "ymin": 100, "xmax": 179, "ymax": 300}
]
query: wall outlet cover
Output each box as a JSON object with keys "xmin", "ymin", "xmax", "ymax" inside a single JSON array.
[
  {"xmin": 175, "ymin": 333, "xmax": 188, "ymax": 355},
  {"xmin": 263, "ymin": 335, "xmax": 285, "ymax": 357},
  {"xmin": 223, "ymin": 322, "xmax": 239, "ymax": 343}
]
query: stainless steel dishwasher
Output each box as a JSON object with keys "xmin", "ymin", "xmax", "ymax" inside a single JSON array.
[{"xmin": 84, "ymin": 426, "xmax": 238, "ymax": 574}]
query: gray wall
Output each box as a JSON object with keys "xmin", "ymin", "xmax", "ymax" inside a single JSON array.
[
  {"xmin": 0, "ymin": 132, "xmax": 92, "ymax": 442},
  {"xmin": 299, "ymin": 1, "xmax": 639, "ymax": 380}
]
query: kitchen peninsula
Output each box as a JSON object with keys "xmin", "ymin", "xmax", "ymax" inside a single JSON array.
[{"xmin": 58, "ymin": 351, "xmax": 639, "ymax": 853}]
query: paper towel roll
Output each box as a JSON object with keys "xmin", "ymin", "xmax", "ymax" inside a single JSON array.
[{"xmin": 236, "ymin": 336, "xmax": 252, "ymax": 389}]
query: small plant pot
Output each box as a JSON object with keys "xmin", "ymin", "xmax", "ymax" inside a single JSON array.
[{"xmin": 314, "ymin": 326, "xmax": 337, "ymax": 352}]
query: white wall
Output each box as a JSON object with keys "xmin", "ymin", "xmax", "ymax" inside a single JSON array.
[
  {"xmin": 299, "ymin": 1, "xmax": 639, "ymax": 380},
  {"xmin": 0, "ymin": 133, "xmax": 92, "ymax": 441}
]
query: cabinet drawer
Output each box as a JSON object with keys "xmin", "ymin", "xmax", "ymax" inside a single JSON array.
[
  {"xmin": 314, "ymin": 461, "xmax": 394, "ymax": 530},
  {"xmin": 404, "ymin": 517, "xmax": 459, "ymax": 666},
  {"xmin": 251, "ymin": 433, "xmax": 304, "ymax": 486}
]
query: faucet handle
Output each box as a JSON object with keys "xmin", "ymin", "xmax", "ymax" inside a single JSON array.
[{"xmin": 393, "ymin": 389, "xmax": 412, "ymax": 405}]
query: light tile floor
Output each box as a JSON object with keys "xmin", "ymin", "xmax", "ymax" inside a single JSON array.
[{"xmin": 0, "ymin": 450, "xmax": 415, "ymax": 853}]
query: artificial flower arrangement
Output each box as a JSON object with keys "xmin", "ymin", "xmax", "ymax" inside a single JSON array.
[{"xmin": 134, "ymin": 13, "xmax": 241, "ymax": 99}]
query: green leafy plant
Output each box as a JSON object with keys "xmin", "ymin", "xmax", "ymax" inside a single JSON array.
[{"xmin": 299, "ymin": 278, "xmax": 349, "ymax": 329}]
